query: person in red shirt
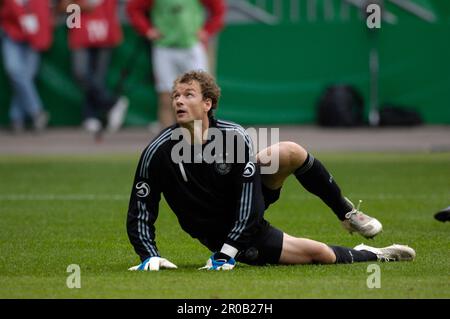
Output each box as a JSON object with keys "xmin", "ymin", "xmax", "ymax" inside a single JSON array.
[
  {"xmin": 60, "ymin": 0, "xmax": 128, "ymax": 134},
  {"xmin": 127, "ymin": 0, "xmax": 226, "ymax": 133},
  {"xmin": 0, "ymin": 0, "xmax": 53, "ymax": 133}
]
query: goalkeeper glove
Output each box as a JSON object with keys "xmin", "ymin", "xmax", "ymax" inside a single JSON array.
[
  {"xmin": 199, "ymin": 252, "xmax": 236, "ymax": 271},
  {"xmin": 128, "ymin": 256, "xmax": 178, "ymax": 271}
]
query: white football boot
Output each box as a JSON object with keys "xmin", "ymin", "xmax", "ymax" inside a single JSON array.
[
  {"xmin": 354, "ymin": 243, "xmax": 416, "ymax": 262},
  {"xmin": 107, "ymin": 96, "xmax": 129, "ymax": 133},
  {"xmin": 341, "ymin": 197, "xmax": 383, "ymax": 239}
]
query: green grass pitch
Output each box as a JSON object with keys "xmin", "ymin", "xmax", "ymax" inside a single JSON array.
[{"xmin": 0, "ymin": 152, "xmax": 449, "ymax": 298}]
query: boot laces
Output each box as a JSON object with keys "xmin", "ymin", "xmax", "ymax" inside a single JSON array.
[{"xmin": 345, "ymin": 199, "xmax": 363, "ymax": 219}]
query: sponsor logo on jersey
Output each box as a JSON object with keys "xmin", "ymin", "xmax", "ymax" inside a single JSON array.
[
  {"xmin": 135, "ymin": 182, "xmax": 150, "ymax": 198},
  {"xmin": 214, "ymin": 162, "xmax": 232, "ymax": 175},
  {"xmin": 243, "ymin": 162, "xmax": 256, "ymax": 178}
]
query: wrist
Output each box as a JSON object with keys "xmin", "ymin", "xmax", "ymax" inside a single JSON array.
[{"xmin": 220, "ymin": 243, "xmax": 238, "ymax": 259}]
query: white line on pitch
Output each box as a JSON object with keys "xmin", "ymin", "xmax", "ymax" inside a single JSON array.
[
  {"xmin": 284, "ymin": 194, "xmax": 449, "ymax": 200},
  {"xmin": 0, "ymin": 194, "xmax": 128, "ymax": 201},
  {"xmin": 0, "ymin": 193, "xmax": 448, "ymax": 201}
]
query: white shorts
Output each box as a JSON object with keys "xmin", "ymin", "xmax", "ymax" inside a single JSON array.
[{"xmin": 152, "ymin": 42, "xmax": 208, "ymax": 93}]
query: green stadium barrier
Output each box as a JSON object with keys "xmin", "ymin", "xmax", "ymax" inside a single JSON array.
[{"xmin": 1, "ymin": 1, "xmax": 449, "ymax": 126}]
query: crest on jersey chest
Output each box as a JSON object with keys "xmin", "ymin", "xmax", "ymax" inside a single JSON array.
[{"xmin": 214, "ymin": 162, "xmax": 232, "ymax": 175}]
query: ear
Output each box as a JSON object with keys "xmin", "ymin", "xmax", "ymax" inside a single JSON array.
[{"xmin": 204, "ymin": 98, "xmax": 212, "ymax": 113}]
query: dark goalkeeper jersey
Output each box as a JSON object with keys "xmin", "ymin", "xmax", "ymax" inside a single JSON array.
[{"xmin": 127, "ymin": 118, "xmax": 267, "ymax": 261}]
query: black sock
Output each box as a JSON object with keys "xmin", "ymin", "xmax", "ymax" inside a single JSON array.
[
  {"xmin": 294, "ymin": 153, "xmax": 352, "ymax": 220},
  {"xmin": 329, "ymin": 245, "xmax": 378, "ymax": 264}
]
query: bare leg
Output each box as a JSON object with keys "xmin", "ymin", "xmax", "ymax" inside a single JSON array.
[
  {"xmin": 279, "ymin": 233, "xmax": 336, "ymax": 264},
  {"xmin": 257, "ymin": 142, "xmax": 337, "ymax": 264},
  {"xmin": 256, "ymin": 143, "xmax": 383, "ymax": 263},
  {"xmin": 256, "ymin": 143, "xmax": 337, "ymax": 264},
  {"xmin": 158, "ymin": 92, "xmax": 175, "ymax": 128},
  {"xmin": 257, "ymin": 141, "xmax": 308, "ymax": 190},
  {"xmin": 257, "ymin": 141, "xmax": 357, "ymax": 223},
  {"xmin": 279, "ymin": 233, "xmax": 384, "ymax": 264}
]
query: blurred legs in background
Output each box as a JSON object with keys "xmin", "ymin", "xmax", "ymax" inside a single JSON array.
[
  {"xmin": 72, "ymin": 47, "xmax": 128, "ymax": 134},
  {"xmin": 149, "ymin": 42, "xmax": 208, "ymax": 133},
  {"xmin": 1, "ymin": 34, "xmax": 48, "ymax": 133}
]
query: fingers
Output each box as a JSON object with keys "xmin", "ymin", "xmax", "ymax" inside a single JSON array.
[
  {"xmin": 198, "ymin": 258, "xmax": 235, "ymax": 271},
  {"xmin": 198, "ymin": 258, "xmax": 213, "ymax": 270},
  {"xmin": 219, "ymin": 263, "xmax": 235, "ymax": 270},
  {"xmin": 149, "ymin": 257, "xmax": 161, "ymax": 271},
  {"xmin": 160, "ymin": 258, "xmax": 178, "ymax": 269},
  {"xmin": 150, "ymin": 257, "xmax": 178, "ymax": 270},
  {"xmin": 128, "ymin": 265, "xmax": 140, "ymax": 271},
  {"xmin": 131, "ymin": 260, "xmax": 233, "ymax": 271},
  {"xmin": 129, "ymin": 257, "xmax": 178, "ymax": 271},
  {"xmin": 199, "ymin": 265, "xmax": 234, "ymax": 271}
]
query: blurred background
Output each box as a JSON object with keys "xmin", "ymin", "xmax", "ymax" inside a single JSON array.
[{"xmin": 1, "ymin": 0, "xmax": 449, "ymax": 129}]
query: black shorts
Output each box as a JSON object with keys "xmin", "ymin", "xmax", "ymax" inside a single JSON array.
[
  {"xmin": 235, "ymin": 184, "xmax": 283, "ymax": 265},
  {"xmin": 261, "ymin": 183, "xmax": 281, "ymax": 209},
  {"xmin": 236, "ymin": 222, "xmax": 284, "ymax": 266},
  {"xmin": 197, "ymin": 184, "xmax": 283, "ymax": 266},
  {"xmin": 197, "ymin": 222, "xmax": 284, "ymax": 266}
]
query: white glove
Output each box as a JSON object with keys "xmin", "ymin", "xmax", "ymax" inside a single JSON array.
[
  {"xmin": 128, "ymin": 256, "xmax": 178, "ymax": 271},
  {"xmin": 198, "ymin": 253, "xmax": 236, "ymax": 271}
]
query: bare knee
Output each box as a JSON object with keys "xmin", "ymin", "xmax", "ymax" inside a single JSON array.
[
  {"xmin": 278, "ymin": 141, "xmax": 308, "ymax": 169},
  {"xmin": 313, "ymin": 243, "xmax": 336, "ymax": 264},
  {"xmin": 257, "ymin": 142, "xmax": 308, "ymax": 189},
  {"xmin": 300, "ymin": 242, "xmax": 336, "ymax": 264},
  {"xmin": 279, "ymin": 234, "xmax": 336, "ymax": 265}
]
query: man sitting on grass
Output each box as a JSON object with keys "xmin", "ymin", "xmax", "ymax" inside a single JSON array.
[{"xmin": 126, "ymin": 70, "xmax": 415, "ymax": 271}]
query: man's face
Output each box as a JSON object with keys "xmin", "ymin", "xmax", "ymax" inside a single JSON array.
[{"xmin": 172, "ymin": 81, "xmax": 211, "ymax": 126}]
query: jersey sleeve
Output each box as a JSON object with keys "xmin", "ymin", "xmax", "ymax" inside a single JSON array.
[
  {"xmin": 223, "ymin": 129, "xmax": 266, "ymax": 254},
  {"xmin": 126, "ymin": 143, "xmax": 162, "ymax": 261},
  {"xmin": 200, "ymin": 0, "xmax": 226, "ymax": 36},
  {"xmin": 126, "ymin": 0, "xmax": 154, "ymax": 37}
]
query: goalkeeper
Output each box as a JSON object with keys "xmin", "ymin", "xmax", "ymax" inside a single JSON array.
[{"xmin": 126, "ymin": 71, "xmax": 415, "ymax": 271}]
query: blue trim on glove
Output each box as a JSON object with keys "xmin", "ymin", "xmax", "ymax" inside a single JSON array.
[
  {"xmin": 210, "ymin": 253, "xmax": 236, "ymax": 270},
  {"xmin": 137, "ymin": 257, "xmax": 151, "ymax": 270}
]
